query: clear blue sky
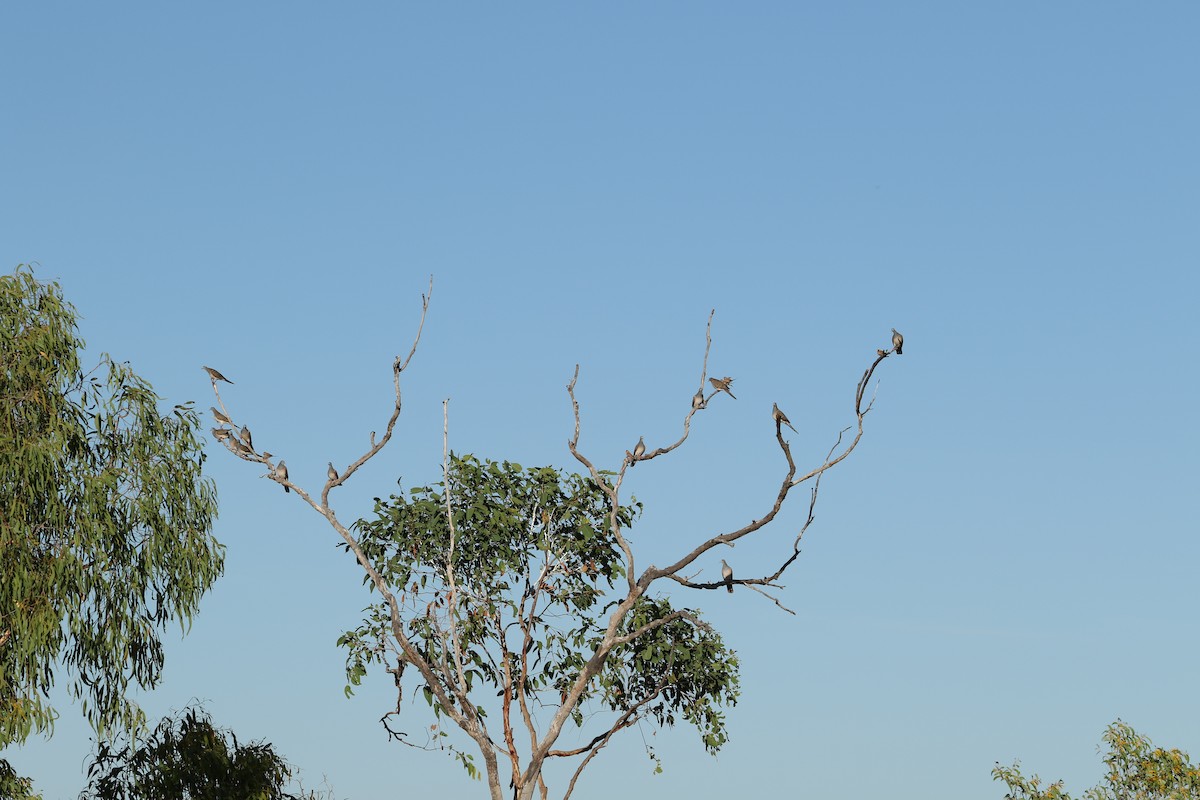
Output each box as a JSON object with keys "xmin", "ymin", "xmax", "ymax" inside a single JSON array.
[{"xmin": 3, "ymin": 4, "xmax": 1198, "ymax": 798}]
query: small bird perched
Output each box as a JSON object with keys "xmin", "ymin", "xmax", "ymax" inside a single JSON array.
[
  {"xmin": 328, "ymin": 462, "xmax": 339, "ymax": 482},
  {"xmin": 632, "ymin": 436, "xmax": 646, "ymax": 463},
  {"xmin": 203, "ymin": 366, "xmax": 234, "ymax": 384},
  {"xmin": 772, "ymin": 402, "xmax": 797, "ymax": 433},
  {"xmin": 274, "ymin": 460, "xmax": 290, "ymax": 492},
  {"xmin": 239, "ymin": 426, "xmax": 253, "ymax": 451},
  {"xmin": 211, "ymin": 427, "xmax": 232, "ymax": 442},
  {"xmin": 692, "ymin": 389, "xmax": 705, "ymax": 410},
  {"xmin": 876, "ymin": 349, "xmax": 887, "ymax": 357},
  {"xmin": 720, "ymin": 559, "xmax": 734, "ymax": 594},
  {"xmin": 891, "ymin": 328, "xmax": 904, "ymax": 355},
  {"xmin": 211, "ymin": 407, "xmax": 233, "ymax": 426},
  {"xmin": 229, "ymin": 439, "xmax": 253, "ymax": 458},
  {"xmin": 709, "ymin": 377, "xmax": 736, "ymax": 399}
]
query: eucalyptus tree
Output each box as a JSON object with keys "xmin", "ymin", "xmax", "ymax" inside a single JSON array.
[
  {"xmin": 993, "ymin": 721, "xmax": 1200, "ymax": 800},
  {"xmin": 215, "ymin": 281, "xmax": 902, "ymax": 799},
  {"xmin": 0, "ymin": 266, "xmax": 223, "ymax": 781}
]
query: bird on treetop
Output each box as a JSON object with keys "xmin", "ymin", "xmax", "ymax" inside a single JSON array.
[
  {"xmin": 203, "ymin": 366, "xmax": 234, "ymax": 384},
  {"xmin": 772, "ymin": 402, "xmax": 797, "ymax": 433}
]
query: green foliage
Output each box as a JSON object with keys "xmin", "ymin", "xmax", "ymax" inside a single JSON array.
[
  {"xmin": 994, "ymin": 721, "xmax": 1200, "ymax": 800},
  {"xmin": 0, "ymin": 266, "xmax": 223, "ymax": 748},
  {"xmin": 605, "ymin": 596, "xmax": 739, "ymax": 753},
  {"xmin": 81, "ymin": 707, "xmax": 316, "ymax": 800},
  {"xmin": 338, "ymin": 454, "xmax": 740, "ymax": 767},
  {"xmin": 0, "ymin": 759, "xmax": 43, "ymax": 800}
]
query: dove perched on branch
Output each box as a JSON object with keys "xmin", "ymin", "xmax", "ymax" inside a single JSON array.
[
  {"xmin": 709, "ymin": 377, "xmax": 736, "ymax": 399},
  {"xmin": 891, "ymin": 328, "xmax": 904, "ymax": 355},
  {"xmin": 721, "ymin": 559, "xmax": 734, "ymax": 594},
  {"xmin": 328, "ymin": 462, "xmax": 339, "ymax": 482},
  {"xmin": 772, "ymin": 402, "xmax": 797, "ymax": 433},
  {"xmin": 239, "ymin": 426, "xmax": 253, "ymax": 451},
  {"xmin": 692, "ymin": 389, "xmax": 705, "ymax": 410},
  {"xmin": 203, "ymin": 366, "xmax": 234, "ymax": 384},
  {"xmin": 211, "ymin": 428, "xmax": 232, "ymax": 442},
  {"xmin": 211, "ymin": 407, "xmax": 233, "ymax": 427},
  {"xmin": 274, "ymin": 460, "xmax": 289, "ymax": 492},
  {"xmin": 631, "ymin": 436, "xmax": 646, "ymax": 464}
]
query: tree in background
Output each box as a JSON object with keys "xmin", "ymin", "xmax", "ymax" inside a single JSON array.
[
  {"xmin": 81, "ymin": 706, "xmax": 331, "ymax": 800},
  {"xmin": 0, "ymin": 266, "xmax": 223, "ymax": 786},
  {"xmin": 214, "ymin": 282, "xmax": 904, "ymax": 800},
  {"xmin": 993, "ymin": 720, "xmax": 1200, "ymax": 800}
]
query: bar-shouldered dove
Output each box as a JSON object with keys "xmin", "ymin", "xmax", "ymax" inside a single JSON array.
[
  {"xmin": 772, "ymin": 402, "xmax": 797, "ymax": 433},
  {"xmin": 709, "ymin": 377, "xmax": 736, "ymax": 399},
  {"xmin": 721, "ymin": 559, "xmax": 734, "ymax": 593},
  {"xmin": 203, "ymin": 366, "xmax": 234, "ymax": 384}
]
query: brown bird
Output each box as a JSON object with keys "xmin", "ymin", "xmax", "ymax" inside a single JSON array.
[
  {"xmin": 721, "ymin": 559, "xmax": 734, "ymax": 594},
  {"xmin": 709, "ymin": 376, "xmax": 736, "ymax": 399},
  {"xmin": 211, "ymin": 427, "xmax": 232, "ymax": 442},
  {"xmin": 876, "ymin": 349, "xmax": 887, "ymax": 357},
  {"xmin": 239, "ymin": 426, "xmax": 253, "ymax": 451},
  {"xmin": 692, "ymin": 389, "xmax": 705, "ymax": 410},
  {"xmin": 891, "ymin": 328, "xmax": 904, "ymax": 355},
  {"xmin": 211, "ymin": 407, "xmax": 233, "ymax": 426},
  {"xmin": 632, "ymin": 436, "xmax": 646, "ymax": 463},
  {"xmin": 203, "ymin": 366, "xmax": 234, "ymax": 384},
  {"xmin": 772, "ymin": 402, "xmax": 797, "ymax": 433},
  {"xmin": 328, "ymin": 462, "xmax": 339, "ymax": 482},
  {"xmin": 274, "ymin": 460, "xmax": 290, "ymax": 492}
]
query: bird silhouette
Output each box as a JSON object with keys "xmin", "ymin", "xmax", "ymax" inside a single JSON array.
[
  {"xmin": 772, "ymin": 402, "xmax": 797, "ymax": 433},
  {"xmin": 891, "ymin": 328, "xmax": 904, "ymax": 355},
  {"xmin": 709, "ymin": 377, "xmax": 736, "ymax": 399},
  {"xmin": 203, "ymin": 366, "xmax": 234, "ymax": 384}
]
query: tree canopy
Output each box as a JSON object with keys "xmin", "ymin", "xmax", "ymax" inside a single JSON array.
[
  {"xmin": 81, "ymin": 706, "xmax": 321, "ymax": 800},
  {"xmin": 0, "ymin": 266, "xmax": 223, "ymax": 767},
  {"xmin": 211, "ymin": 285, "xmax": 901, "ymax": 799},
  {"xmin": 993, "ymin": 721, "xmax": 1200, "ymax": 800},
  {"xmin": 339, "ymin": 456, "xmax": 739, "ymax": 783}
]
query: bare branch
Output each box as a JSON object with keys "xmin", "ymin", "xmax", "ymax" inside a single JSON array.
[{"xmin": 320, "ymin": 276, "xmax": 433, "ymax": 506}]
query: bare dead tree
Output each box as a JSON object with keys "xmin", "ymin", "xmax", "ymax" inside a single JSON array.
[{"xmin": 209, "ymin": 284, "xmax": 903, "ymax": 800}]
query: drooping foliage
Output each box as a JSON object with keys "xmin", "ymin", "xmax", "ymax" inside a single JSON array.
[{"xmin": 0, "ymin": 266, "xmax": 223, "ymax": 755}]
